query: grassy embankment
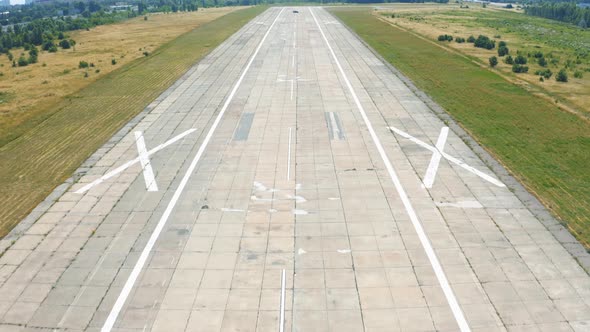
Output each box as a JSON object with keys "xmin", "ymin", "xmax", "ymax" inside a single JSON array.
[
  {"xmin": 0, "ymin": 6, "xmax": 266, "ymax": 237},
  {"xmin": 330, "ymin": 8, "xmax": 590, "ymax": 247},
  {"xmin": 377, "ymin": 4, "xmax": 590, "ymax": 116}
]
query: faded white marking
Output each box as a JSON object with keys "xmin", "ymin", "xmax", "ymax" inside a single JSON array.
[
  {"xmin": 287, "ymin": 127, "xmax": 293, "ymax": 180},
  {"xmin": 436, "ymin": 201, "xmax": 483, "ymax": 209},
  {"xmin": 328, "ymin": 197, "xmax": 340, "ymax": 201},
  {"xmin": 134, "ymin": 131, "xmax": 159, "ymax": 192},
  {"xmin": 251, "ymin": 195, "xmax": 275, "ymax": 202},
  {"xmin": 279, "ymin": 269, "xmax": 286, "ymax": 332},
  {"xmin": 311, "ymin": 8, "xmax": 470, "ymax": 332},
  {"xmin": 423, "ymin": 127, "xmax": 449, "ymax": 189},
  {"xmin": 293, "ymin": 209, "xmax": 308, "ymax": 215},
  {"xmin": 296, "ymin": 183, "xmax": 302, "ymax": 190},
  {"xmin": 389, "ymin": 126, "xmax": 505, "ymax": 188},
  {"xmin": 337, "ymin": 249, "xmax": 351, "ymax": 254},
  {"xmin": 297, "ymin": 248, "xmax": 307, "ymax": 255},
  {"xmin": 221, "ymin": 208, "xmax": 246, "ymax": 212},
  {"xmin": 286, "ymin": 195, "xmax": 306, "ymax": 203},
  {"xmin": 101, "ymin": 8, "xmax": 286, "ymax": 332},
  {"xmin": 329, "ymin": 112, "xmax": 341, "ymax": 139},
  {"xmin": 75, "ymin": 128, "xmax": 196, "ymax": 194},
  {"xmin": 268, "ymin": 209, "xmax": 278, "ymax": 213}
]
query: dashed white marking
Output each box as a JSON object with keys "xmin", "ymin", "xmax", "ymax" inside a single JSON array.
[
  {"xmin": 287, "ymin": 195, "xmax": 306, "ymax": 203},
  {"xmin": 436, "ymin": 201, "xmax": 483, "ymax": 209},
  {"xmin": 423, "ymin": 127, "xmax": 449, "ymax": 189},
  {"xmin": 269, "ymin": 209, "xmax": 278, "ymax": 213},
  {"xmin": 279, "ymin": 269, "xmax": 286, "ymax": 332},
  {"xmin": 328, "ymin": 112, "xmax": 341, "ymax": 140},
  {"xmin": 297, "ymin": 248, "xmax": 307, "ymax": 255},
  {"xmin": 251, "ymin": 195, "xmax": 275, "ymax": 202},
  {"xmin": 296, "ymin": 183, "xmax": 302, "ymax": 190},
  {"xmin": 101, "ymin": 8, "xmax": 286, "ymax": 332},
  {"xmin": 292, "ymin": 209, "xmax": 308, "ymax": 215},
  {"xmin": 221, "ymin": 208, "xmax": 246, "ymax": 212},
  {"xmin": 134, "ymin": 131, "xmax": 159, "ymax": 192},
  {"xmin": 337, "ymin": 249, "xmax": 351, "ymax": 254},
  {"xmin": 75, "ymin": 128, "xmax": 196, "ymax": 194},
  {"xmin": 389, "ymin": 126, "xmax": 505, "ymax": 188},
  {"xmin": 310, "ymin": 8, "xmax": 470, "ymax": 332},
  {"xmin": 287, "ymin": 127, "xmax": 293, "ymax": 180},
  {"xmin": 328, "ymin": 197, "xmax": 340, "ymax": 201}
]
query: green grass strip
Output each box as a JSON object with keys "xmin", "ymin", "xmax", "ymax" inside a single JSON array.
[
  {"xmin": 331, "ymin": 8, "xmax": 590, "ymax": 247},
  {"xmin": 0, "ymin": 6, "xmax": 266, "ymax": 237}
]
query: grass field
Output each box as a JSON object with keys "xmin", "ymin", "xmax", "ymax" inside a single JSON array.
[
  {"xmin": 330, "ymin": 7, "xmax": 590, "ymax": 248},
  {"xmin": 0, "ymin": 7, "xmax": 241, "ymax": 147},
  {"xmin": 375, "ymin": 4, "xmax": 590, "ymax": 117},
  {"xmin": 0, "ymin": 6, "xmax": 267, "ymax": 238}
]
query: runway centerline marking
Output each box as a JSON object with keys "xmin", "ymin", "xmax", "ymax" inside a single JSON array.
[
  {"xmin": 422, "ymin": 126, "xmax": 448, "ymax": 189},
  {"xmin": 389, "ymin": 126, "xmax": 505, "ymax": 187},
  {"xmin": 134, "ymin": 131, "xmax": 159, "ymax": 192},
  {"xmin": 74, "ymin": 128, "xmax": 196, "ymax": 194},
  {"xmin": 287, "ymin": 127, "xmax": 293, "ymax": 181},
  {"xmin": 279, "ymin": 269, "xmax": 286, "ymax": 332},
  {"xmin": 100, "ymin": 8, "xmax": 285, "ymax": 332},
  {"xmin": 310, "ymin": 7, "xmax": 471, "ymax": 332}
]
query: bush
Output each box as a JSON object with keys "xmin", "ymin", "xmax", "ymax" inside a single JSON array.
[
  {"xmin": 143, "ymin": 51, "xmax": 150, "ymax": 57},
  {"xmin": 474, "ymin": 35, "xmax": 495, "ymax": 50},
  {"xmin": 537, "ymin": 57, "xmax": 547, "ymax": 67},
  {"xmin": 111, "ymin": 59, "xmax": 117, "ymax": 65},
  {"xmin": 556, "ymin": 69, "xmax": 568, "ymax": 82},
  {"xmin": 498, "ymin": 41, "xmax": 507, "ymax": 48},
  {"xmin": 455, "ymin": 37, "xmax": 466, "ymax": 43},
  {"xmin": 28, "ymin": 47, "xmax": 38, "ymax": 64},
  {"xmin": 467, "ymin": 35, "xmax": 476, "ymax": 43},
  {"xmin": 512, "ymin": 64, "xmax": 529, "ymax": 73},
  {"xmin": 79, "ymin": 61, "xmax": 89, "ymax": 69},
  {"xmin": 437, "ymin": 34, "xmax": 453, "ymax": 42},
  {"xmin": 574, "ymin": 71, "xmax": 583, "ymax": 78},
  {"xmin": 504, "ymin": 55, "xmax": 514, "ymax": 64},
  {"xmin": 59, "ymin": 39, "xmax": 71, "ymax": 49},
  {"xmin": 514, "ymin": 54, "xmax": 527, "ymax": 65},
  {"xmin": 532, "ymin": 51, "xmax": 544, "ymax": 58},
  {"xmin": 7, "ymin": 52, "xmax": 13, "ymax": 61},
  {"xmin": 489, "ymin": 56, "xmax": 498, "ymax": 67},
  {"xmin": 535, "ymin": 69, "xmax": 553, "ymax": 79},
  {"xmin": 498, "ymin": 46, "xmax": 509, "ymax": 57},
  {"xmin": 17, "ymin": 56, "xmax": 28, "ymax": 67},
  {"xmin": 42, "ymin": 40, "xmax": 55, "ymax": 51},
  {"xmin": 48, "ymin": 45, "xmax": 58, "ymax": 53}
]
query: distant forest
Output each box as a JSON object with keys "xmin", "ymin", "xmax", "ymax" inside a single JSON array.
[{"xmin": 525, "ymin": 2, "xmax": 590, "ymax": 28}]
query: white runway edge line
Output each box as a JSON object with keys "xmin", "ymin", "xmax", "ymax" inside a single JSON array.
[
  {"xmin": 309, "ymin": 8, "xmax": 471, "ymax": 332},
  {"xmin": 389, "ymin": 126, "xmax": 505, "ymax": 188},
  {"xmin": 101, "ymin": 8, "xmax": 285, "ymax": 332},
  {"xmin": 75, "ymin": 128, "xmax": 196, "ymax": 194},
  {"xmin": 134, "ymin": 131, "xmax": 159, "ymax": 192},
  {"xmin": 422, "ymin": 126, "xmax": 448, "ymax": 189},
  {"xmin": 279, "ymin": 269, "xmax": 286, "ymax": 332}
]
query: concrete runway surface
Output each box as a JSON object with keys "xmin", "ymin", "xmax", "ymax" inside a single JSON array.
[{"xmin": 1, "ymin": 7, "xmax": 589, "ymax": 332}]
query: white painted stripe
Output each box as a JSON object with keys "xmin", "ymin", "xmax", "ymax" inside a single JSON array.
[
  {"xmin": 134, "ymin": 131, "xmax": 159, "ymax": 192},
  {"xmin": 75, "ymin": 128, "xmax": 196, "ymax": 194},
  {"xmin": 287, "ymin": 127, "xmax": 292, "ymax": 181},
  {"xmin": 279, "ymin": 269, "xmax": 286, "ymax": 332},
  {"xmin": 436, "ymin": 201, "xmax": 483, "ymax": 209},
  {"xmin": 292, "ymin": 54, "xmax": 295, "ymax": 68},
  {"xmin": 101, "ymin": 8, "xmax": 285, "ymax": 332},
  {"xmin": 423, "ymin": 126, "xmax": 449, "ymax": 189},
  {"xmin": 290, "ymin": 80, "xmax": 294, "ymax": 100},
  {"xmin": 310, "ymin": 8, "xmax": 471, "ymax": 332},
  {"xmin": 389, "ymin": 126, "xmax": 505, "ymax": 187},
  {"xmin": 328, "ymin": 112, "xmax": 341, "ymax": 139}
]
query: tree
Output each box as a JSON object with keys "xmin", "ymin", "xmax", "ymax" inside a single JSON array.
[
  {"xmin": 505, "ymin": 55, "xmax": 514, "ymax": 64},
  {"xmin": 59, "ymin": 39, "xmax": 71, "ymax": 49},
  {"xmin": 556, "ymin": 69, "xmax": 568, "ymax": 82},
  {"xmin": 498, "ymin": 46, "xmax": 509, "ymax": 57},
  {"xmin": 79, "ymin": 61, "xmax": 89, "ymax": 69},
  {"xmin": 467, "ymin": 35, "xmax": 476, "ymax": 43},
  {"xmin": 512, "ymin": 64, "xmax": 529, "ymax": 73},
  {"xmin": 489, "ymin": 56, "xmax": 498, "ymax": 67},
  {"xmin": 474, "ymin": 35, "xmax": 495, "ymax": 50},
  {"xmin": 514, "ymin": 54, "xmax": 527, "ymax": 65},
  {"xmin": 17, "ymin": 56, "xmax": 28, "ymax": 67},
  {"xmin": 28, "ymin": 46, "xmax": 38, "ymax": 64}
]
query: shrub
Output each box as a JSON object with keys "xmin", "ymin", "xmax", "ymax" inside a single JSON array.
[
  {"xmin": 512, "ymin": 64, "xmax": 529, "ymax": 73},
  {"xmin": 79, "ymin": 61, "xmax": 89, "ymax": 69},
  {"xmin": 504, "ymin": 55, "xmax": 514, "ymax": 64},
  {"xmin": 474, "ymin": 35, "xmax": 495, "ymax": 50},
  {"xmin": 455, "ymin": 37, "xmax": 466, "ymax": 43},
  {"xmin": 489, "ymin": 56, "xmax": 498, "ymax": 67},
  {"xmin": 535, "ymin": 69, "xmax": 553, "ymax": 79},
  {"xmin": 7, "ymin": 52, "xmax": 13, "ymax": 61},
  {"xmin": 514, "ymin": 54, "xmax": 527, "ymax": 65},
  {"xmin": 574, "ymin": 71, "xmax": 583, "ymax": 78},
  {"xmin": 17, "ymin": 56, "xmax": 28, "ymax": 67},
  {"xmin": 467, "ymin": 35, "xmax": 476, "ymax": 43},
  {"xmin": 111, "ymin": 59, "xmax": 117, "ymax": 65},
  {"xmin": 532, "ymin": 51, "xmax": 544, "ymax": 58},
  {"xmin": 48, "ymin": 45, "xmax": 58, "ymax": 53},
  {"xmin": 556, "ymin": 69, "xmax": 568, "ymax": 82},
  {"xmin": 59, "ymin": 39, "xmax": 71, "ymax": 49},
  {"xmin": 498, "ymin": 41, "xmax": 507, "ymax": 48},
  {"xmin": 498, "ymin": 46, "xmax": 509, "ymax": 56},
  {"xmin": 143, "ymin": 51, "xmax": 150, "ymax": 57},
  {"xmin": 437, "ymin": 34, "xmax": 453, "ymax": 42},
  {"xmin": 538, "ymin": 57, "xmax": 547, "ymax": 67},
  {"xmin": 42, "ymin": 40, "xmax": 55, "ymax": 51}
]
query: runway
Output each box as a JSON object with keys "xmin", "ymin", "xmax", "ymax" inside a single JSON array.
[{"xmin": 1, "ymin": 7, "xmax": 589, "ymax": 332}]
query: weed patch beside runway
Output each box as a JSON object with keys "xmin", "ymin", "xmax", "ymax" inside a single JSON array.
[
  {"xmin": 331, "ymin": 8, "xmax": 590, "ymax": 247},
  {"xmin": 0, "ymin": 6, "xmax": 266, "ymax": 238}
]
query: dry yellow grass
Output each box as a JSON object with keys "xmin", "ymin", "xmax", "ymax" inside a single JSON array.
[
  {"xmin": 0, "ymin": 7, "xmax": 241, "ymax": 145},
  {"xmin": 376, "ymin": 4, "xmax": 590, "ymax": 116}
]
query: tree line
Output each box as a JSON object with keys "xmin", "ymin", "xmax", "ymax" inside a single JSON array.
[{"xmin": 524, "ymin": 2, "xmax": 590, "ymax": 28}]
